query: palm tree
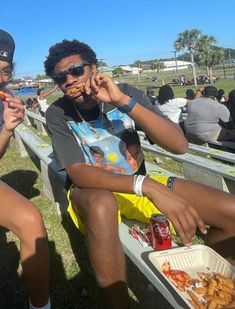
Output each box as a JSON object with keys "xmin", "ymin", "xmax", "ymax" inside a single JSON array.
[
  {"xmin": 197, "ymin": 35, "xmax": 224, "ymax": 82},
  {"xmin": 113, "ymin": 67, "xmax": 124, "ymax": 77},
  {"xmin": 151, "ymin": 63, "xmax": 157, "ymax": 71},
  {"xmin": 98, "ymin": 60, "xmax": 107, "ymax": 68},
  {"xmin": 156, "ymin": 62, "xmax": 165, "ymax": 73},
  {"xmin": 174, "ymin": 29, "xmax": 202, "ymax": 87},
  {"xmin": 133, "ymin": 60, "xmax": 142, "ymax": 68}
]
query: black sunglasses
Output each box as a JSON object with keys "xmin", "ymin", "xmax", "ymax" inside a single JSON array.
[{"xmin": 53, "ymin": 61, "xmax": 90, "ymax": 84}]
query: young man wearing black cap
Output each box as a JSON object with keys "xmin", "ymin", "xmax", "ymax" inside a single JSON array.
[
  {"xmin": 44, "ymin": 39, "xmax": 235, "ymax": 308},
  {"xmin": 0, "ymin": 29, "xmax": 50, "ymax": 309},
  {"xmin": 185, "ymin": 85, "xmax": 235, "ymax": 143}
]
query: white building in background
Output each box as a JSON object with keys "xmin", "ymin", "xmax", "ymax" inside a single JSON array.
[
  {"xmin": 37, "ymin": 78, "xmax": 53, "ymax": 83},
  {"xmin": 162, "ymin": 60, "xmax": 192, "ymax": 71},
  {"xmin": 119, "ymin": 65, "xmax": 142, "ymax": 75}
]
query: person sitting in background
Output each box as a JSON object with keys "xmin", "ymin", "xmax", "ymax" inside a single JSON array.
[
  {"xmin": 32, "ymin": 97, "xmax": 39, "ymax": 108},
  {"xmin": 146, "ymin": 86, "xmax": 156, "ymax": 105},
  {"xmin": 0, "ymin": 28, "xmax": 50, "ymax": 309},
  {"xmin": 216, "ymin": 89, "xmax": 227, "ymax": 103},
  {"xmin": 185, "ymin": 88, "xmax": 195, "ymax": 100},
  {"xmin": 224, "ymin": 89, "xmax": 235, "ymax": 127},
  {"xmin": 37, "ymin": 85, "xmax": 58, "ymax": 116},
  {"xmin": 25, "ymin": 97, "xmax": 39, "ymax": 111},
  {"xmin": 25, "ymin": 97, "xmax": 34, "ymax": 109},
  {"xmin": 195, "ymin": 88, "xmax": 204, "ymax": 99},
  {"xmin": 183, "ymin": 89, "xmax": 195, "ymax": 119},
  {"xmin": 184, "ymin": 86, "xmax": 235, "ymax": 144},
  {"xmin": 156, "ymin": 84, "xmax": 190, "ymax": 131}
]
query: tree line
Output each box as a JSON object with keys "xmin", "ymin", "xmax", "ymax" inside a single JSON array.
[{"xmin": 34, "ymin": 29, "xmax": 234, "ymax": 86}]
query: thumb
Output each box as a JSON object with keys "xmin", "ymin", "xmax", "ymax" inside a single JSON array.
[{"xmin": 2, "ymin": 101, "xmax": 8, "ymax": 109}]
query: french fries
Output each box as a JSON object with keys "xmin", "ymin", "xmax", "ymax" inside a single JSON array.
[
  {"xmin": 193, "ymin": 287, "xmax": 208, "ymax": 294},
  {"xmin": 162, "ymin": 261, "xmax": 235, "ymax": 309},
  {"xmin": 190, "ymin": 272, "xmax": 235, "ymax": 309},
  {"xmin": 187, "ymin": 290, "xmax": 206, "ymax": 309}
]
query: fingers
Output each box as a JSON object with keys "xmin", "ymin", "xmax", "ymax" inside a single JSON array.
[
  {"xmin": 3, "ymin": 97, "xmax": 25, "ymax": 130},
  {"xmin": 166, "ymin": 200, "xmax": 206, "ymax": 246},
  {"xmin": 84, "ymin": 76, "xmax": 92, "ymax": 95},
  {"xmin": 178, "ymin": 208, "xmax": 205, "ymax": 245},
  {"xmin": 5, "ymin": 96, "xmax": 24, "ymax": 110},
  {"xmin": 188, "ymin": 206, "xmax": 207, "ymax": 235},
  {"xmin": 175, "ymin": 215, "xmax": 195, "ymax": 246},
  {"xmin": 84, "ymin": 71, "xmax": 103, "ymax": 95},
  {"xmin": 168, "ymin": 208, "xmax": 196, "ymax": 245},
  {"xmin": 89, "ymin": 71, "xmax": 107, "ymax": 93},
  {"xmin": 170, "ymin": 216, "xmax": 191, "ymax": 246}
]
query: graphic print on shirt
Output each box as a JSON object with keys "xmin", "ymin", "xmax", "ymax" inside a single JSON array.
[{"xmin": 68, "ymin": 108, "xmax": 144, "ymax": 175}]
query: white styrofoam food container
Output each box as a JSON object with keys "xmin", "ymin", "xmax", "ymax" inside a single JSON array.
[{"xmin": 147, "ymin": 244, "xmax": 235, "ymax": 309}]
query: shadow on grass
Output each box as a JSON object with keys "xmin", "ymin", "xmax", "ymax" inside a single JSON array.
[
  {"xmin": 59, "ymin": 213, "xmax": 173, "ymax": 309},
  {"xmin": 1, "ymin": 169, "xmax": 40, "ymax": 199},
  {"xmin": 210, "ymin": 237, "xmax": 235, "ymax": 265},
  {"xmin": 0, "ymin": 227, "xmax": 28, "ymax": 308},
  {"xmin": 57, "ymin": 214, "xmax": 101, "ymax": 308},
  {"xmin": 0, "ymin": 224, "xmax": 79, "ymax": 309}
]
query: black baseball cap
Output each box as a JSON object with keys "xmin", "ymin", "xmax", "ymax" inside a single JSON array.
[
  {"xmin": 203, "ymin": 86, "xmax": 218, "ymax": 98},
  {"xmin": 0, "ymin": 29, "xmax": 15, "ymax": 63}
]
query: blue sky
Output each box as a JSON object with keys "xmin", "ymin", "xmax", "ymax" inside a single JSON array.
[{"xmin": 2, "ymin": 0, "xmax": 235, "ymax": 78}]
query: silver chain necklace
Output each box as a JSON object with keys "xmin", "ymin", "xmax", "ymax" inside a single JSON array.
[{"xmin": 73, "ymin": 102, "xmax": 115, "ymax": 138}]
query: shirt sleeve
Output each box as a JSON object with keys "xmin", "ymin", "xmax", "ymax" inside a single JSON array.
[
  {"xmin": 218, "ymin": 104, "xmax": 231, "ymax": 123},
  {"xmin": 175, "ymin": 98, "xmax": 187, "ymax": 108},
  {"xmin": 46, "ymin": 104, "xmax": 85, "ymax": 171}
]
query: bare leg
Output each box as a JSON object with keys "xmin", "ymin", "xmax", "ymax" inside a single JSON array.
[
  {"xmin": 0, "ymin": 183, "xmax": 49, "ymax": 307},
  {"xmin": 173, "ymin": 178, "xmax": 235, "ymax": 251},
  {"xmin": 72, "ymin": 187, "xmax": 129, "ymax": 309}
]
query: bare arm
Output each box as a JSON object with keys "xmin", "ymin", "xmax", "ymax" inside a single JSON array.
[
  {"xmin": 0, "ymin": 126, "xmax": 13, "ymax": 159},
  {"xmin": 40, "ymin": 85, "xmax": 59, "ymax": 99},
  {"xmin": 85, "ymin": 72, "xmax": 188, "ymax": 154},
  {"xmin": 0, "ymin": 94, "xmax": 24, "ymax": 159},
  {"xmin": 66, "ymin": 163, "xmax": 206, "ymax": 245},
  {"xmin": 127, "ymin": 99, "xmax": 187, "ymax": 153}
]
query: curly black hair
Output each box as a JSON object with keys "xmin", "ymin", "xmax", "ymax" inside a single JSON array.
[
  {"xmin": 158, "ymin": 84, "xmax": 174, "ymax": 105},
  {"xmin": 44, "ymin": 39, "xmax": 98, "ymax": 77}
]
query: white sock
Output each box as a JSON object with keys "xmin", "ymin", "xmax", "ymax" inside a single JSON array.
[{"xmin": 29, "ymin": 298, "xmax": 51, "ymax": 309}]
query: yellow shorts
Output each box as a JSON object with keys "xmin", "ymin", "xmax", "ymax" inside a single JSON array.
[{"xmin": 67, "ymin": 175, "xmax": 176, "ymax": 234}]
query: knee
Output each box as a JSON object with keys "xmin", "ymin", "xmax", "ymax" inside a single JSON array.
[
  {"xmin": 16, "ymin": 204, "xmax": 46, "ymax": 239},
  {"xmin": 83, "ymin": 189, "xmax": 118, "ymax": 222}
]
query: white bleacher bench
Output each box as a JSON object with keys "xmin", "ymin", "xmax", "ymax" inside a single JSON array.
[
  {"xmin": 208, "ymin": 140, "xmax": 235, "ymax": 152},
  {"xmin": 24, "ymin": 110, "xmax": 48, "ymax": 136},
  {"xmin": 15, "ymin": 124, "xmax": 67, "ymax": 213},
  {"xmin": 14, "ymin": 123, "xmax": 186, "ymax": 308},
  {"xmin": 138, "ymin": 131, "xmax": 235, "ymax": 194},
  {"xmin": 188, "ymin": 143, "xmax": 235, "ymax": 165}
]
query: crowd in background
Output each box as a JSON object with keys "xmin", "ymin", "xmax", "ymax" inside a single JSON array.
[
  {"xmin": 22, "ymin": 85, "xmax": 59, "ymax": 116},
  {"xmin": 146, "ymin": 85, "xmax": 235, "ymax": 145}
]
